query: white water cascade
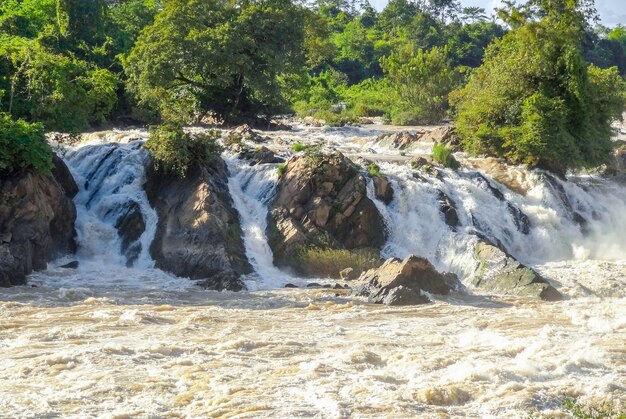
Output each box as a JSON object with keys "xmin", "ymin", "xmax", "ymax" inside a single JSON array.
[
  {"xmin": 367, "ymin": 161, "xmax": 626, "ymax": 280},
  {"xmin": 224, "ymin": 155, "xmax": 305, "ymax": 289}
]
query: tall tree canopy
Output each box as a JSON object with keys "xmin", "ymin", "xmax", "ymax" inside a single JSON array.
[
  {"xmin": 124, "ymin": 0, "xmax": 306, "ymax": 124},
  {"xmin": 452, "ymin": 0, "xmax": 626, "ymax": 174}
]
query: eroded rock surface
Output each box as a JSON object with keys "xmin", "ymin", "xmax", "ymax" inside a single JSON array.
[
  {"xmin": 146, "ymin": 158, "xmax": 251, "ymax": 291},
  {"xmin": 0, "ymin": 156, "xmax": 77, "ymax": 286},
  {"xmin": 266, "ymin": 152, "xmax": 386, "ymax": 272},
  {"xmin": 352, "ymin": 255, "xmax": 460, "ymax": 305}
]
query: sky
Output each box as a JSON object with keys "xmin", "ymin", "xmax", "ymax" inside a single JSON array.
[{"xmin": 369, "ymin": 0, "xmax": 626, "ymax": 27}]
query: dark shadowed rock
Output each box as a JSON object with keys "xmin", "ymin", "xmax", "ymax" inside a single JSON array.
[
  {"xmin": 240, "ymin": 146, "xmax": 284, "ymax": 166},
  {"xmin": 60, "ymin": 261, "xmax": 79, "ymax": 269},
  {"xmin": 352, "ymin": 255, "xmax": 460, "ymax": 306},
  {"xmin": 52, "ymin": 155, "xmax": 78, "ymax": 198},
  {"xmin": 372, "ymin": 175, "xmax": 393, "ymax": 204},
  {"xmin": 437, "ymin": 191, "xmax": 459, "ymax": 230},
  {"xmin": 146, "ymin": 158, "xmax": 252, "ymax": 291},
  {"xmin": 112, "ymin": 201, "xmax": 145, "ymax": 267},
  {"xmin": 0, "ymin": 156, "xmax": 77, "ymax": 287},
  {"xmin": 266, "ymin": 152, "xmax": 386, "ymax": 273},
  {"xmin": 471, "ymin": 240, "xmax": 562, "ymax": 301}
]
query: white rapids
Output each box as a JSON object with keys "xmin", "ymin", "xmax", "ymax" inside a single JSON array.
[{"xmin": 0, "ymin": 126, "xmax": 625, "ymax": 418}]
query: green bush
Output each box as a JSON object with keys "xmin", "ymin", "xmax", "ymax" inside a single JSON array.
[
  {"xmin": 277, "ymin": 163, "xmax": 286, "ymax": 177},
  {"xmin": 432, "ymin": 143, "xmax": 460, "ymax": 169},
  {"xmin": 367, "ymin": 163, "xmax": 381, "ymax": 176},
  {"xmin": 292, "ymin": 143, "xmax": 307, "ymax": 152},
  {"xmin": 145, "ymin": 124, "xmax": 222, "ymax": 177},
  {"xmin": 0, "ymin": 113, "xmax": 52, "ymax": 175},
  {"xmin": 291, "ymin": 246, "xmax": 382, "ymax": 278}
]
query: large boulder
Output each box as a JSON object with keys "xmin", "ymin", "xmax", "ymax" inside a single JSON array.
[
  {"xmin": 239, "ymin": 146, "xmax": 284, "ymax": 166},
  {"xmin": 471, "ymin": 240, "xmax": 562, "ymax": 301},
  {"xmin": 352, "ymin": 255, "xmax": 460, "ymax": 305},
  {"xmin": 145, "ymin": 158, "xmax": 252, "ymax": 291},
  {"xmin": 225, "ymin": 124, "xmax": 267, "ymax": 144},
  {"xmin": 266, "ymin": 152, "xmax": 386, "ymax": 273},
  {"xmin": 0, "ymin": 157, "xmax": 77, "ymax": 287},
  {"xmin": 372, "ymin": 175, "xmax": 393, "ymax": 204},
  {"xmin": 466, "ymin": 157, "xmax": 530, "ymax": 196},
  {"xmin": 376, "ymin": 131, "xmax": 425, "ymax": 150}
]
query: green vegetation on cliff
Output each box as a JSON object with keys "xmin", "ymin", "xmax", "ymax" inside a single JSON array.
[{"xmin": 0, "ymin": 112, "xmax": 51, "ymax": 174}]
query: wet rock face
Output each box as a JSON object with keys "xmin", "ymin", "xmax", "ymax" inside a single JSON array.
[
  {"xmin": 0, "ymin": 157, "xmax": 77, "ymax": 287},
  {"xmin": 376, "ymin": 126, "xmax": 460, "ymax": 150},
  {"xmin": 238, "ymin": 146, "xmax": 284, "ymax": 166},
  {"xmin": 145, "ymin": 158, "xmax": 252, "ymax": 291},
  {"xmin": 267, "ymin": 153, "xmax": 387, "ymax": 269},
  {"xmin": 352, "ymin": 255, "xmax": 460, "ymax": 306},
  {"xmin": 372, "ymin": 175, "xmax": 393, "ymax": 204},
  {"xmin": 471, "ymin": 240, "xmax": 562, "ymax": 301},
  {"xmin": 112, "ymin": 201, "xmax": 146, "ymax": 267}
]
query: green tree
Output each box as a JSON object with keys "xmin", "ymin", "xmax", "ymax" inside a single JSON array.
[
  {"xmin": 452, "ymin": 0, "xmax": 626, "ymax": 174},
  {"xmin": 383, "ymin": 45, "xmax": 461, "ymax": 123},
  {"xmin": 125, "ymin": 0, "xmax": 306, "ymax": 124},
  {"xmin": 0, "ymin": 112, "xmax": 51, "ymax": 174}
]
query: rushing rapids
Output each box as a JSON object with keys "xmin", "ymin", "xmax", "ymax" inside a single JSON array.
[{"xmin": 1, "ymin": 125, "xmax": 625, "ymax": 417}]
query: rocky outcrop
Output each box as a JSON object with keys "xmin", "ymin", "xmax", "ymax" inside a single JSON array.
[
  {"xmin": 352, "ymin": 255, "xmax": 460, "ymax": 305},
  {"xmin": 146, "ymin": 158, "xmax": 252, "ymax": 291},
  {"xmin": 372, "ymin": 175, "xmax": 393, "ymax": 204},
  {"xmin": 0, "ymin": 157, "xmax": 77, "ymax": 287},
  {"xmin": 266, "ymin": 152, "xmax": 386, "ymax": 272},
  {"xmin": 238, "ymin": 146, "xmax": 284, "ymax": 166},
  {"xmin": 466, "ymin": 158, "xmax": 529, "ymax": 196},
  {"xmin": 471, "ymin": 240, "xmax": 562, "ymax": 301},
  {"xmin": 376, "ymin": 126, "xmax": 459, "ymax": 150},
  {"xmin": 112, "ymin": 201, "xmax": 145, "ymax": 267},
  {"xmin": 225, "ymin": 124, "xmax": 267, "ymax": 144}
]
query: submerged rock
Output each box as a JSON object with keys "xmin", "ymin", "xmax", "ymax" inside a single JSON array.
[
  {"xmin": 266, "ymin": 152, "xmax": 386, "ymax": 275},
  {"xmin": 60, "ymin": 261, "xmax": 79, "ymax": 269},
  {"xmin": 471, "ymin": 240, "xmax": 562, "ymax": 301},
  {"xmin": 146, "ymin": 158, "xmax": 252, "ymax": 291},
  {"xmin": 0, "ymin": 156, "xmax": 77, "ymax": 287},
  {"xmin": 436, "ymin": 191, "xmax": 459, "ymax": 230},
  {"xmin": 352, "ymin": 255, "xmax": 460, "ymax": 306}
]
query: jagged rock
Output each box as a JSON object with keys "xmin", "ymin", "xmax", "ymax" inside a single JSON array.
[
  {"xmin": 466, "ymin": 158, "xmax": 529, "ymax": 196},
  {"xmin": 352, "ymin": 255, "xmax": 460, "ymax": 306},
  {"xmin": 225, "ymin": 124, "xmax": 267, "ymax": 143},
  {"xmin": 471, "ymin": 240, "xmax": 562, "ymax": 301},
  {"xmin": 376, "ymin": 131, "xmax": 425, "ymax": 149},
  {"xmin": 60, "ymin": 261, "xmax": 79, "ymax": 269},
  {"xmin": 266, "ymin": 153, "xmax": 387, "ymax": 273},
  {"xmin": 146, "ymin": 158, "xmax": 252, "ymax": 291},
  {"xmin": 420, "ymin": 126, "xmax": 460, "ymax": 148},
  {"xmin": 239, "ymin": 146, "xmax": 284, "ymax": 166},
  {"xmin": 0, "ymin": 156, "xmax": 77, "ymax": 287},
  {"xmin": 436, "ymin": 191, "xmax": 459, "ymax": 230},
  {"xmin": 372, "ymin": 175, "xmax": 393, "ymax": 204},
  {"xmin": 51, "ymin": 155, "xmax": 78, "ymax": 198}
]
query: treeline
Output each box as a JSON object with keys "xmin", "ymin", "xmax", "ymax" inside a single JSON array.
[{"xmin": 1, "ymin": 0, "xmax": 625, "ymax": 174}]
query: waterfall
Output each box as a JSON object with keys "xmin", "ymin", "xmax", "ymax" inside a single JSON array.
[
  {"xmin": 367, "ymin": 162, "xmax": 626, "ymax": 280},
  {"xmin": 224, "ymin": 155, "xmax": 300, "ymax": 289},
  {"xmin": 62, "ymin": 136, "xmax": 158, "ymax": 269}
]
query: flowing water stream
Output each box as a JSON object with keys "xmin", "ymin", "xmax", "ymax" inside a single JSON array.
[{"xmin": 1, "ymin": 126, "xmax": 625, "ymax": 417}]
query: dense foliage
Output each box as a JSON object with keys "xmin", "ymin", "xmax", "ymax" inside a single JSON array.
[
  {"xmin": 452, "ymin": 0, "xmax": 626, "ymax": 173},
  {"xmin": 145, "ymin": 124, "xmax": 222, "ymax": 177},
  {"xmin": 0, "ymin": 112, "xmax": 51, "ymax": 174},
  {"xmin": 1, "ymin": 0, "xmax": 625, "ymax": 174}
]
